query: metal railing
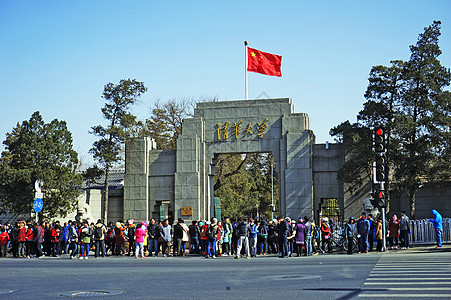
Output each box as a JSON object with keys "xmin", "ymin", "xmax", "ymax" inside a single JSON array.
[{"xmin": 410, "ymin": 218, "xmax": 450, "ymax": 244}]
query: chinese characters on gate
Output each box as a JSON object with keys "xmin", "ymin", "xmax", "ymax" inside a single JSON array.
[{"xmin": 215, "ymin": 118, "xmax": 268, "ymax": 141}]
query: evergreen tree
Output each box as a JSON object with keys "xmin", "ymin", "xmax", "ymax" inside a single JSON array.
[{"xmin": 0, "ymin": 112, "xmax": 82, "ymax": 218}]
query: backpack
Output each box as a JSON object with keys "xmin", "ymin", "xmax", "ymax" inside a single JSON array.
[
  {"xmin": 260, "ymin": 225, "xmax": 268, "ymax": 238},
  {"xmin": 94, "ymin": 226, "xmax": 103, "ymax": 239},
  {"xmin": 200, "ymin": 226, "xmax": 208, "ymax": 238},
  {"xmin": 207, "ymin": 225, "xmax": 216, "ymax": 239}
]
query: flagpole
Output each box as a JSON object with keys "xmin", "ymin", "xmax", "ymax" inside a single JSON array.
[{"xmin": 244, "ymin": 41, "xmax": 248, "ymax": 100}]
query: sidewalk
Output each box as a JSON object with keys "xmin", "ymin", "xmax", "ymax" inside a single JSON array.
[{"xmin": 383, "ymin": 243, "xmax": 450, "ymax": 254}]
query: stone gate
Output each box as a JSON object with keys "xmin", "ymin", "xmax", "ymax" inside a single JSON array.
[{"xmin": 124, "ymin": 98, "xmax": 315, "ymax": 222}]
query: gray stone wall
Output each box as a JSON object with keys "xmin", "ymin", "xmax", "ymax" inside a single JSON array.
[{"xmin": 312, "ymin": 143, "xmax": 344, "ymax": 222}]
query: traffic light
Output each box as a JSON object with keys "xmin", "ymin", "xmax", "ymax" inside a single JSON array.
[
  {"xmin": 374, "ymin": 127, "xmax": 385, "ymax": 153},
  {"xmin": 375, "ymin": 154, "xmax": 386, "ymax": 182},
  {"xmin": 371, "ymin": 190, "xmax": 385, "ymax": 208}
]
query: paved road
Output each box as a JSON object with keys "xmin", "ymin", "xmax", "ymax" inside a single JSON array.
[{"xmin": 0, "ymin": 249, "xmax": 450, "ymax": 299}]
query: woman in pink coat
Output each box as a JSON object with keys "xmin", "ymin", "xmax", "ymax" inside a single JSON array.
[{"xmin": 134, "ymin": 223, "xmax": 147, "ymax": 258}]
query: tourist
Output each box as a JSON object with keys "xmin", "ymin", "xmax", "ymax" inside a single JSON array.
[
  {"xmin": 294, "ymin": 217, "xmax": 305, "ymax": 257},
  {"xmin": 388, "ymin": 214, "xmax": 400, "ymax": 249},
  {"xmin": 17, "ymin": 221, "xmax": 27, "ymax": 258},
  {"xmin": 216, "ymin": 220, "xmax": 223, "ymax": 257},
  {"xmin": 321, "ymin": 217, "xmax": 332, "ymax": 253},
  {"xmin": 207, "ymin": 217, "xmax": 219, "ymax": 258},
  {"xmin": 127, "ymin": 220, "xmax": 136, "ymax": 256},
  {"xmin": 25, "ymin": 221, "xmax": 35, "ymax": 258},
  {"xmin": 304, "ymin": 217, "xmax": 313, "ymax": 256},
  {"xmin": 277, "ymin": 216, "xmax": 289, "ymax": 258},
  {"xmin": 79, "ymin": 221, "xmax": 92, "ymax": 259},
  {"xmin": 180, "ymin": 219, "xmax": 189, "ymax": 256},
  {"xmin": 160, "ymin": 219, "xmax": 172, "ymax": 257},
  {"xmin": 357, "ymin": 212, "xmax": 370, "ymax": 253},
  {"xmin": 33, "ymin": 222, "xmax": 44, "ymax": 258},
  {"xmin": 257, "ymin": 219, "xmax": 268, "ymax": 255},
  {"xmin": 268, "ymin": 220, "xmax": 278, "ymax": 254},
  {"xmin": 235, "ymin": 218, "xmax": 250, "ymax": 259},
  {"xmin": 173, "ymin": 218, "xmax": 184, "ymax": 257},
  {"xmin": 0, "ymin": 226, "xmax": 10, "ymax": 258},
  {"xmin": 399, "ymin": 211, "xmax": 410, "ymax": 249},
  {"xmin": 375, "ymin": 217, "xmax": 383, "ymax": 252},
  {"xmin": 114, "ymin": 220, "xmax": 126, "ymax": 256},
  {"xmin": 200, "ymin": 221, "xmax": 209, "ymax": 256},
  {"xmin": 94, "ymin": 219, "xmax": 107, "ymax": 258},
  {"xmin": 345, "ymin": 217, "xmax": 356, "ymax": 255},
  {"xmin": 222, "ymin": 218, "xmax": 232, "ymax": 256},
  {"xmin": 248, "ymin": 218, "xmax": 258, "ymax": 257},
  {"xmin": 68, "ymin": 220, "xmax": 79, "ymax": 259},
  {"xmin": 147, "ymin": 218, "xmax": 160, "ymax": 257},
  {"xmin": 134, "ymin": 223, "xmax": 147, "ymax": 258},
  {"xmin": 429, "ymin": 209, "xmax": 443, "ymax": 248}
]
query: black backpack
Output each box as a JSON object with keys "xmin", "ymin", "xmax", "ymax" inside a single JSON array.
[
  {"xmin": 207, "ymin": 225, "xmax": 216, "ymax": 239},
  {"xmin": 94, "ymin": 226, "xmax": 103, "ymax": 239}
]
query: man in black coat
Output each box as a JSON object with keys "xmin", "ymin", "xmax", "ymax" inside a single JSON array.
[{"xmin": 277, "ymin": 216, "xmax": 289, "ymax": 258}]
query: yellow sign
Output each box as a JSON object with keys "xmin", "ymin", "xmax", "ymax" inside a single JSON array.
[
  {"xmin": 216, "ymin": 118, "xmax": 269, "ymax": 141},
  {"xmin": 181, "ymin": 206, "xmax": 193, "ymax": 216}
]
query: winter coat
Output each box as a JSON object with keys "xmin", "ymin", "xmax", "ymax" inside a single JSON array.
[
  {"xmin": 249, "ymin": 224, "xmax": 258, "ymax": 238},
  {"xmin": 375, "ymin": 221, "xmax": 383, "ymax": 240},
  {"xmin": 277, "ymin": 220, "xmax": 289, "ymax": 237},
  {"xmin": 161, "ymin": 225, "xmax": 172, "ymax": 242},
  {"xmin": 0, "ymin": 232, "xmax": 10, "ymax": 246},
  {"xmin": 399, "ymin": 215, "xmax": 410, "ymax": 231},
  {"xmin": 388, "ymin": 218, "xmax": 400, "ymax": 237},
  {"xmin": 147, "ymin": 223, "xmax": 161, "ymax": 239},
  {"xmin": 114, "ymin": 224, "xmax": 126, "ymax": 244},
  {"xmin": 321, "ymin": 222, "xmax": 331, "ymax": 239},
  {"xmin": 356, "ymin": 218, "xmax": 370, "ymax": 235},
  {"xmin": 134, "ymin": 227, "xmax": 147, "ymax": 243},
  {"xmin": 33, "ymin": 226, "xmax": 44, "ymax": 244},
  {"xmin": 181, "ymin": 223, "xmax": 189, "ymax": 242},
  {"xmin": 430, "ymin": 210, "xmax": 443, "ymax": 229},
  {"xmin": 173, "ymin": 223, "xmax": 184, "ymax": 240},
  {"xmin": 294, "ymin": 222, "xmax": 306, "ymax": 244},
  {"xmin": 17, "ymin": 227, "xmax": 27, "ymax": 242},
  {"xmin": 304, "ymin": 221, "xmax": 312, "ymax": 237},
  {"xmin": 237, "ymin": 222, "xmax": 249, "ymax": 237},
  {"xmin": 345, "ymin": 222, "xmax": 356, "ymax": 238}
]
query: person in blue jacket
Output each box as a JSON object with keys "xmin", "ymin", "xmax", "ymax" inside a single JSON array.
[{"xmin": 429, "ymin": 209, "xmax": 443, "ymax": 248}]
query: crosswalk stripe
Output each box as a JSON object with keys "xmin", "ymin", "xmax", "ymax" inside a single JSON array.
[
  {"xmin": 366, "ymin": 277, "xmax": 451, "ymax": 281},
  {"xmin": 364, "ymin": 282, "xmax": 451, "ymax": 285},
  {"xmin": 358, "ymin": 294, "xmax": 451, "ymax": 298}
]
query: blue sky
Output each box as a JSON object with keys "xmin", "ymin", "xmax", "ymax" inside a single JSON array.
[{"xmin": 1, "ymin": 0, "xmax": 450, "ymax": 166}]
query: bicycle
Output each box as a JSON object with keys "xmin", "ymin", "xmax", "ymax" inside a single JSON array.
[{"xmin": 331, "ymin": 231, "xmax": 358, "ymax": 251}]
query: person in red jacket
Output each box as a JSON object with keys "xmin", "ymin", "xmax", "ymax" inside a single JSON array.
[
  {"xmin": 320, "ymin": 217, "xmax": 332, "ymax": 254},
  {"xmin": 51, "ymin": 224, "xmax": 62, "ymax": 257},
  {"xmin": 0, "ymin": 226, "xmax": 10, "ymax": 257},
  {"xmin": 25, "ymin": 222, "xmax": 35, "ymax": 258},
  {"xmin": 17, "ymin": 221, "xmax": 27, "ymax": 258}
]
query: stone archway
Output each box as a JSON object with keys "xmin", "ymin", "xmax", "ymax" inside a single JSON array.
[{"xmin": 124, "ymin": 98, "xmax": 315, "ymax": 222}]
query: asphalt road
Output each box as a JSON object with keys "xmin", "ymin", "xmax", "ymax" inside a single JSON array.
[{"xmin": 0, "ymin": 249, "xmax": 450, "ymax": 299}]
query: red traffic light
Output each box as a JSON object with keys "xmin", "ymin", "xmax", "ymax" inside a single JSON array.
[{"xmin": 375, "ymin": 128, "xmax": 383, "ymax": 136}]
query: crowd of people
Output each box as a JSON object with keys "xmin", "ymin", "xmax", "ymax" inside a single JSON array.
[{"xmin": 0, "ymin": 209, "xmax": 444, "ymax": 259}]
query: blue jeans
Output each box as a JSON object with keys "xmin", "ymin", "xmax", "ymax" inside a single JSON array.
[
  {"xmin": 207, "ymin": 238, "xmax": 217, "ymax": 257},
  {"xmin": 305, "ymin": 236, "xmax": 312, "ymax": 256},
  {"xmin": 359, "ymin": 233, "xmax": 368, "ymax": 252},
  {"xmin": 80, "ymin": 243, "xmax": 90, "ymax": 257},
  {"xmin": 190, "ymin": 236, "xmax": 200, "ymax": 253},
  {"xmin": 436, "ymin": 228, "xmax": 443, "ymax": 247},
  {"xmin": 149, "ymin": 239, "xmax": 159, "ymax": 256},
  {"xmin": 279, "ymin": 236, "xmax": 288, "ymax": 257}
]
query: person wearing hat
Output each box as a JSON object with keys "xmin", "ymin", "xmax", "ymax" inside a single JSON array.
[
  {"xmin": 321, "ymin": 217, "xmax": 332, "ymax": 253},
  {"xmin": 345, "ymin": 217, "xmax": 356, "ymax": 255}
]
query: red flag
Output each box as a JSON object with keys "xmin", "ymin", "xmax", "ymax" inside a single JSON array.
[{"xmin": 247, "ymin": 47, "xmax": 282, "ymax": 77}]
